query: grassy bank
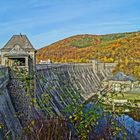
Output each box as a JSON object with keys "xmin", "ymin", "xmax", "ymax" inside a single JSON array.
[{"xmin": 107, "ymin": 93, "xmax": 140, "ymax": 103}]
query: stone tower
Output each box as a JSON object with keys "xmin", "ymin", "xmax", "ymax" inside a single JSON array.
[
  {"xmin": 0, "ymin": 35, "xmax": 36, "ymax": 125},
  {"xmin": 0, "ymin": 34, "xmax": 36, "ymax": 72}
]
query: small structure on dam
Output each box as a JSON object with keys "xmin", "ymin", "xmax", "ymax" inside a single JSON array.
[
  {"xmin": 0, "ymin": 35, "xmax": 37, "ymax": 130},
  {"xmin": 0, "ymin": 34, "xmax": 36, "ymax": 72},
  {"xmin": 103, "ymin": 72, "xmax": 139, "ymax": 93}
]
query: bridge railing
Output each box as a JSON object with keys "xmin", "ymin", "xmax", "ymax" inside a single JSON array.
[{"xmin": 0, "ymin": 66, "xmax": 9, "ymax": 88}]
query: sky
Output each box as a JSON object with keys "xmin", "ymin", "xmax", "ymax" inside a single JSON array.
[{"xmin": 0, "ymin": 0, "xmax": 140, "ymax": 49}]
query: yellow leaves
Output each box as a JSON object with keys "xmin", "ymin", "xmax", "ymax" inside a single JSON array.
[
  {"xmin": 115, "ymin": 126, "xmax": 121, "ymax": 131},
  {"xmin": 31, "ymin": 120, "xmax": 35, "ymax": 126},
  {"xmin": 85, "ymin": 124, "xmax": 88, "ymax": 128},
  {"xmin": 102, "ymin": 57, "xmax": 114, "ymax": 63},
  {"xmin": 79, "ymin": 111, "xmax": 83, "ymax": 115},
  {"xmin": 74, "ymin": 116, "xmax": 78, "ymax": 121},
  {"xmin": 31, "ymin": 98, "xmax": 36, "ymax": 105},
  {"xmin": 36, "ymin": 33, "xmax": 140, "ymax": 81},
  {"xmin": 0, "ymin": 124, "xmax": 3, "ymax": 129},
  {"xmin": 124, "ymin": 58, "xmax": 129, "ymax": 66}
]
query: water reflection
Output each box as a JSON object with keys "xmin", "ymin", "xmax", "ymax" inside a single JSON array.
[{"xmin": 118, "ymin": 115, "xmax": 140, "ymax": 139}]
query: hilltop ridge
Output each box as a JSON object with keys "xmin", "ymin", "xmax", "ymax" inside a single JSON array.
[
  {"xmin": 37, "ymin": 31, "xmax": 136, "ymax": 62},
  {"xmin": 36, "ymin": 31, "xmax": 140, "ymax": 79}
]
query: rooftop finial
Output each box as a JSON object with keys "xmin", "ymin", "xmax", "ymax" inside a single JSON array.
[{"xmin": 20, "ymin": 33, "xmax": 22, "ymax": 37}]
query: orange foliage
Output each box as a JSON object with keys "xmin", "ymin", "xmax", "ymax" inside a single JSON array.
[{"xmin": 36, "ymin": 32, "xmax": 140, "ymax": 80}]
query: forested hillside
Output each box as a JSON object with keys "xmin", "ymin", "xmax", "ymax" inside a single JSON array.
[{"xmin": 37, "ymin": 31, "xmax": 140, "ymax": 79}]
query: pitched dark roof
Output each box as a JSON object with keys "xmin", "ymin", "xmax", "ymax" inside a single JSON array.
[
  {"xmin": 111, "ymin": 72, "xmax": 136, "ymax": 82},
  {"xmin": 1, "ymin": 35, "xmax": 36, "ymax": 52}
]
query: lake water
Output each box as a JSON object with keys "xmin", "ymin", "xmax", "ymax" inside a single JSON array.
[{"xmin": 84, "ymin": 102, "xmax": 140, "ymax": 139}]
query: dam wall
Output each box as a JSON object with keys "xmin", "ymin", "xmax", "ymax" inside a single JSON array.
[
  {"xmin": 0, "ymin": 67, "xmax": 9, "ymax": 88},
  {"xmin": 0, "ymin": 67, "xmax": 22, "ymax": 139},
  {"xmin": 0, "ymin": 62, "xmax": 115, "ymax": 138},
  {"xmin": 36, "ymin": 63, "xmax": 114, "ymax": 116}
]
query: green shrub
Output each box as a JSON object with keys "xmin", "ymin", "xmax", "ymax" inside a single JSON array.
[{"xmin": 70, "ymin": 37, "xmax": 93, "ymax": 48}]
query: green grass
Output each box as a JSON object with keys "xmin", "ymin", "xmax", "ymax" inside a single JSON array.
[
  {"xmin": 100, "ymin": 32, "xmax": 134, "ymax": 47},
  {"xmin": 108, "ymin": 93, "xmax": 140, "ymax": 102},
  {"xmin": 100, "ymin": 32, "xmax": 133, "ymax": 43},
  {"xmin": 70, "ymin": 37, "xmax": 93, "ymax": 48},
  {"xmin": 0, "ymin": 71, "xmax": 5, "ymax": 77}
]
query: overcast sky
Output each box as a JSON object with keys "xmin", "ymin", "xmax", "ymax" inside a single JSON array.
[{"xmin": 0, "ymin": 0, "xmax": 140, "ymax": 49}]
